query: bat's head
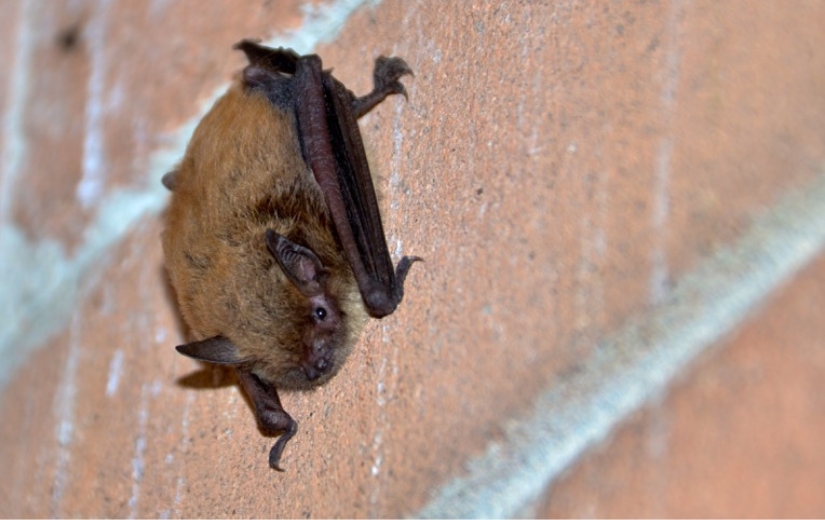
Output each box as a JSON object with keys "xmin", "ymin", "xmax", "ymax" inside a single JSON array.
[
  {"xmin": 173, "ymin": 229, "xmax": 366, "ymax": 390},
  {"xmin": 249, "ymin": 229, "xmax": 366, "ymax": 390}
]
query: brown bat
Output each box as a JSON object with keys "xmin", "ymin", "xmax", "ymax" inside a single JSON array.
[{"xmin": 162, "ymin": 40, "xmax": 419, "ymax": 470}]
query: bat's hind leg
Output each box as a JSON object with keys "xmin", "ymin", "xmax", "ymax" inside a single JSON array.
[
  {"xmin": 352, "ymin": 56, "xmax": 413, "ymax": 118},
  {"xmin": 236, "ymin": 369, "xmax": 297, "ymax": 471}
]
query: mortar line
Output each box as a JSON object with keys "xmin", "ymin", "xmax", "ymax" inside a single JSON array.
[
  {"xmin": 128, "ymin": 382, "xmax": 150, "ymax": 518},
  {"xmin": 76, "ymin": 5, "xmax": 110, "ymax": 209},
  {"xmin": 50, "ymin": 312, "xmax": 82, "ymax": 518},
  {"xmin": 415, "ymin": 170, "xmax": 825, "ymax": 519},
  {"xmin": 0, "ymin": 0, "xmax": 34, "ymax": 223},
  {"xmin": 650, "ymin": 0, "xmax": 687, "ymax": 305}
]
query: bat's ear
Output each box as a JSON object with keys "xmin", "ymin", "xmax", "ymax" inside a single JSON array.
[
  {"xmin": 265, "ymin": 229, "xmax": 326, "ymax": 297},
  {"xmin": 161, "ymin": 169, "xmax": 179, "ymax": 191},
  {"xmin": 176, "ymin": 336, "xmax": 248, "ymax": 365},
  {"xmin": 233, "ymin": 39, "xmax": 298, "ymax": 73}
]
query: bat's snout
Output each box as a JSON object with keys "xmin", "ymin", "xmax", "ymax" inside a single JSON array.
[{"xmin": 302, "ymin": 356, "xmax": 332, "ymax": 381}]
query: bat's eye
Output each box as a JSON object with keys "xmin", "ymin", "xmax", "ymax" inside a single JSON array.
[{"xmin": 313, "ymin": 307, "xmax": 327, "ymax": 321}]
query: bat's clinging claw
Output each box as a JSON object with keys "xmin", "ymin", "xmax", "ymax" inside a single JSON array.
[{"xmin": 353, "ymin": 56, "xmax": 413, "ymax": 117}]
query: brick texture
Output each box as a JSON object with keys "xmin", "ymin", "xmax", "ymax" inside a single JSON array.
[
  {"xmin": 539, "ymin": 253, "xmax": 825, "ymax": 518},
  {"xmin": 1, "ymin": 0, "xmax": 823, "ymax": 517}
]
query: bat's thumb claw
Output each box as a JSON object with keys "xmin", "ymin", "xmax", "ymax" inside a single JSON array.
[
  {"xmin": 362, "ymin": 256, "xmax": 422, "ymax": 318},
  {"xmin": 392, "ymin": 255, "xmax": 422, "ymax": 300},
  {"xmin": 396, "ymin": 255, "xmax": 422, "ymax": 284},
  {"xmin": 399, "ymin": 255, "xmax": 423, "ymax": 268}
]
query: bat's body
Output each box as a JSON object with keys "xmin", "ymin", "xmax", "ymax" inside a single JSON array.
[{"xmin": 162, "ymin": 41, "xmax": 417, "ymax": 470}]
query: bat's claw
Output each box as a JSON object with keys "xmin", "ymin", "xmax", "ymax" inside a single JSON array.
[
  {"xmin": 374, "ymin": 56, "xmax": 413, "ymax": 100},
  {"xmin": 395, "ymin": 255, "xmax": 423, "ymax": 289},
  {"xmin": 388, "ymin": 255, "xmax": 423, "ymax": 314},
  {"xmin": 353, "ymin": 56, "xmax": 414, "ymax": 118},
  {"xmin": 267, "ymin": 420, "xmax": 297, "ymax": 472}
]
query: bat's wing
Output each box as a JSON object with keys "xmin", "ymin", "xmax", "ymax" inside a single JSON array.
[{"xmin": 236, "ymin": 40, "xmax": 419, "ymax": 318}]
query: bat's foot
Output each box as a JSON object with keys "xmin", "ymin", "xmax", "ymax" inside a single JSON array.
[
  {"xmin": 256, "ymin": 399, "xmax": 298, "ymax": 471},
  {"xmin": 353, "ymin": 56, "xmax": 413, "ymax": 118},
  {"xmin": 236, "ymin": 369, "xmax": 299, "ymax": 471},
  {"xmin": 373, "ymin": 56, "xmax": 413, "ymax": 99}
]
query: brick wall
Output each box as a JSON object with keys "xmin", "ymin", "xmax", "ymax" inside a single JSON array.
[{"xmin": 1, "ymin": 0, "xmax": 823, "ymax": 517}]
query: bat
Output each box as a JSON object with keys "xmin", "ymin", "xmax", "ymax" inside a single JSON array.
[{"xmin": 161, "ymin": 40, "xmax": 419, "ymax": 470}]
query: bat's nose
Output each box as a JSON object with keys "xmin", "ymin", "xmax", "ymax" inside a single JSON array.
[{"xmin": 303, "ymin": 357, "xmax": 331, "ymax": 381}]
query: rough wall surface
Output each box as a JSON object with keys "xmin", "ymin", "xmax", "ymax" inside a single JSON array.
[
  {"xmin": 0, "ymin": 0, "xmax": 823, "ymax": 517},
  {"xmin": 540, "ymin": 253, "xmax": 825, "ymax": 518}
]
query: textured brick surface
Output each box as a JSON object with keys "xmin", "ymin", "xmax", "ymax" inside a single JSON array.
[
  {"xmin": 539, "ymin": 253, "xmax": 825, "ymax": 518},
  {"xmin": 0, "ymin": 0, "xmax": 823, "ymax": 517}
]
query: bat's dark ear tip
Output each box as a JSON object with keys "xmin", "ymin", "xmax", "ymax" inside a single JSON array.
[
  {"xmin": 175, "ymin": 336, "xmax": 247, "ymax": 365},
  {"xmin": 161, "ymin": 170, "xmax": 178, "ymax": 191},
  {"xmin": 175, "ymin": 343, "xmax": 199, "ymax": 358},
  {"xmin": 232, "ymin": 38, "xmax": 262, "ymax": 52}
]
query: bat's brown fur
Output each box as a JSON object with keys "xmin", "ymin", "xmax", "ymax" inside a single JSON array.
[{"xmin": 162, "ymin": 82, "xmax": 368, "ymax": 390}]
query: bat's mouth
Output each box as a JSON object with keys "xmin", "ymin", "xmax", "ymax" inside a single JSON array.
[
  {"xmin": 302, "ymin": 356, "xmax": 332, "ymax": 381},
  {"xmin": 274, "ymin": 351, "xmax": 338, "ymax": 390}
]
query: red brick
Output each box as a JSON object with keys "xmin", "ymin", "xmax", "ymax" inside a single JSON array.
[{"xmin": 540, "ymin": 252, "xmax": 825, "ymax": 518}]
